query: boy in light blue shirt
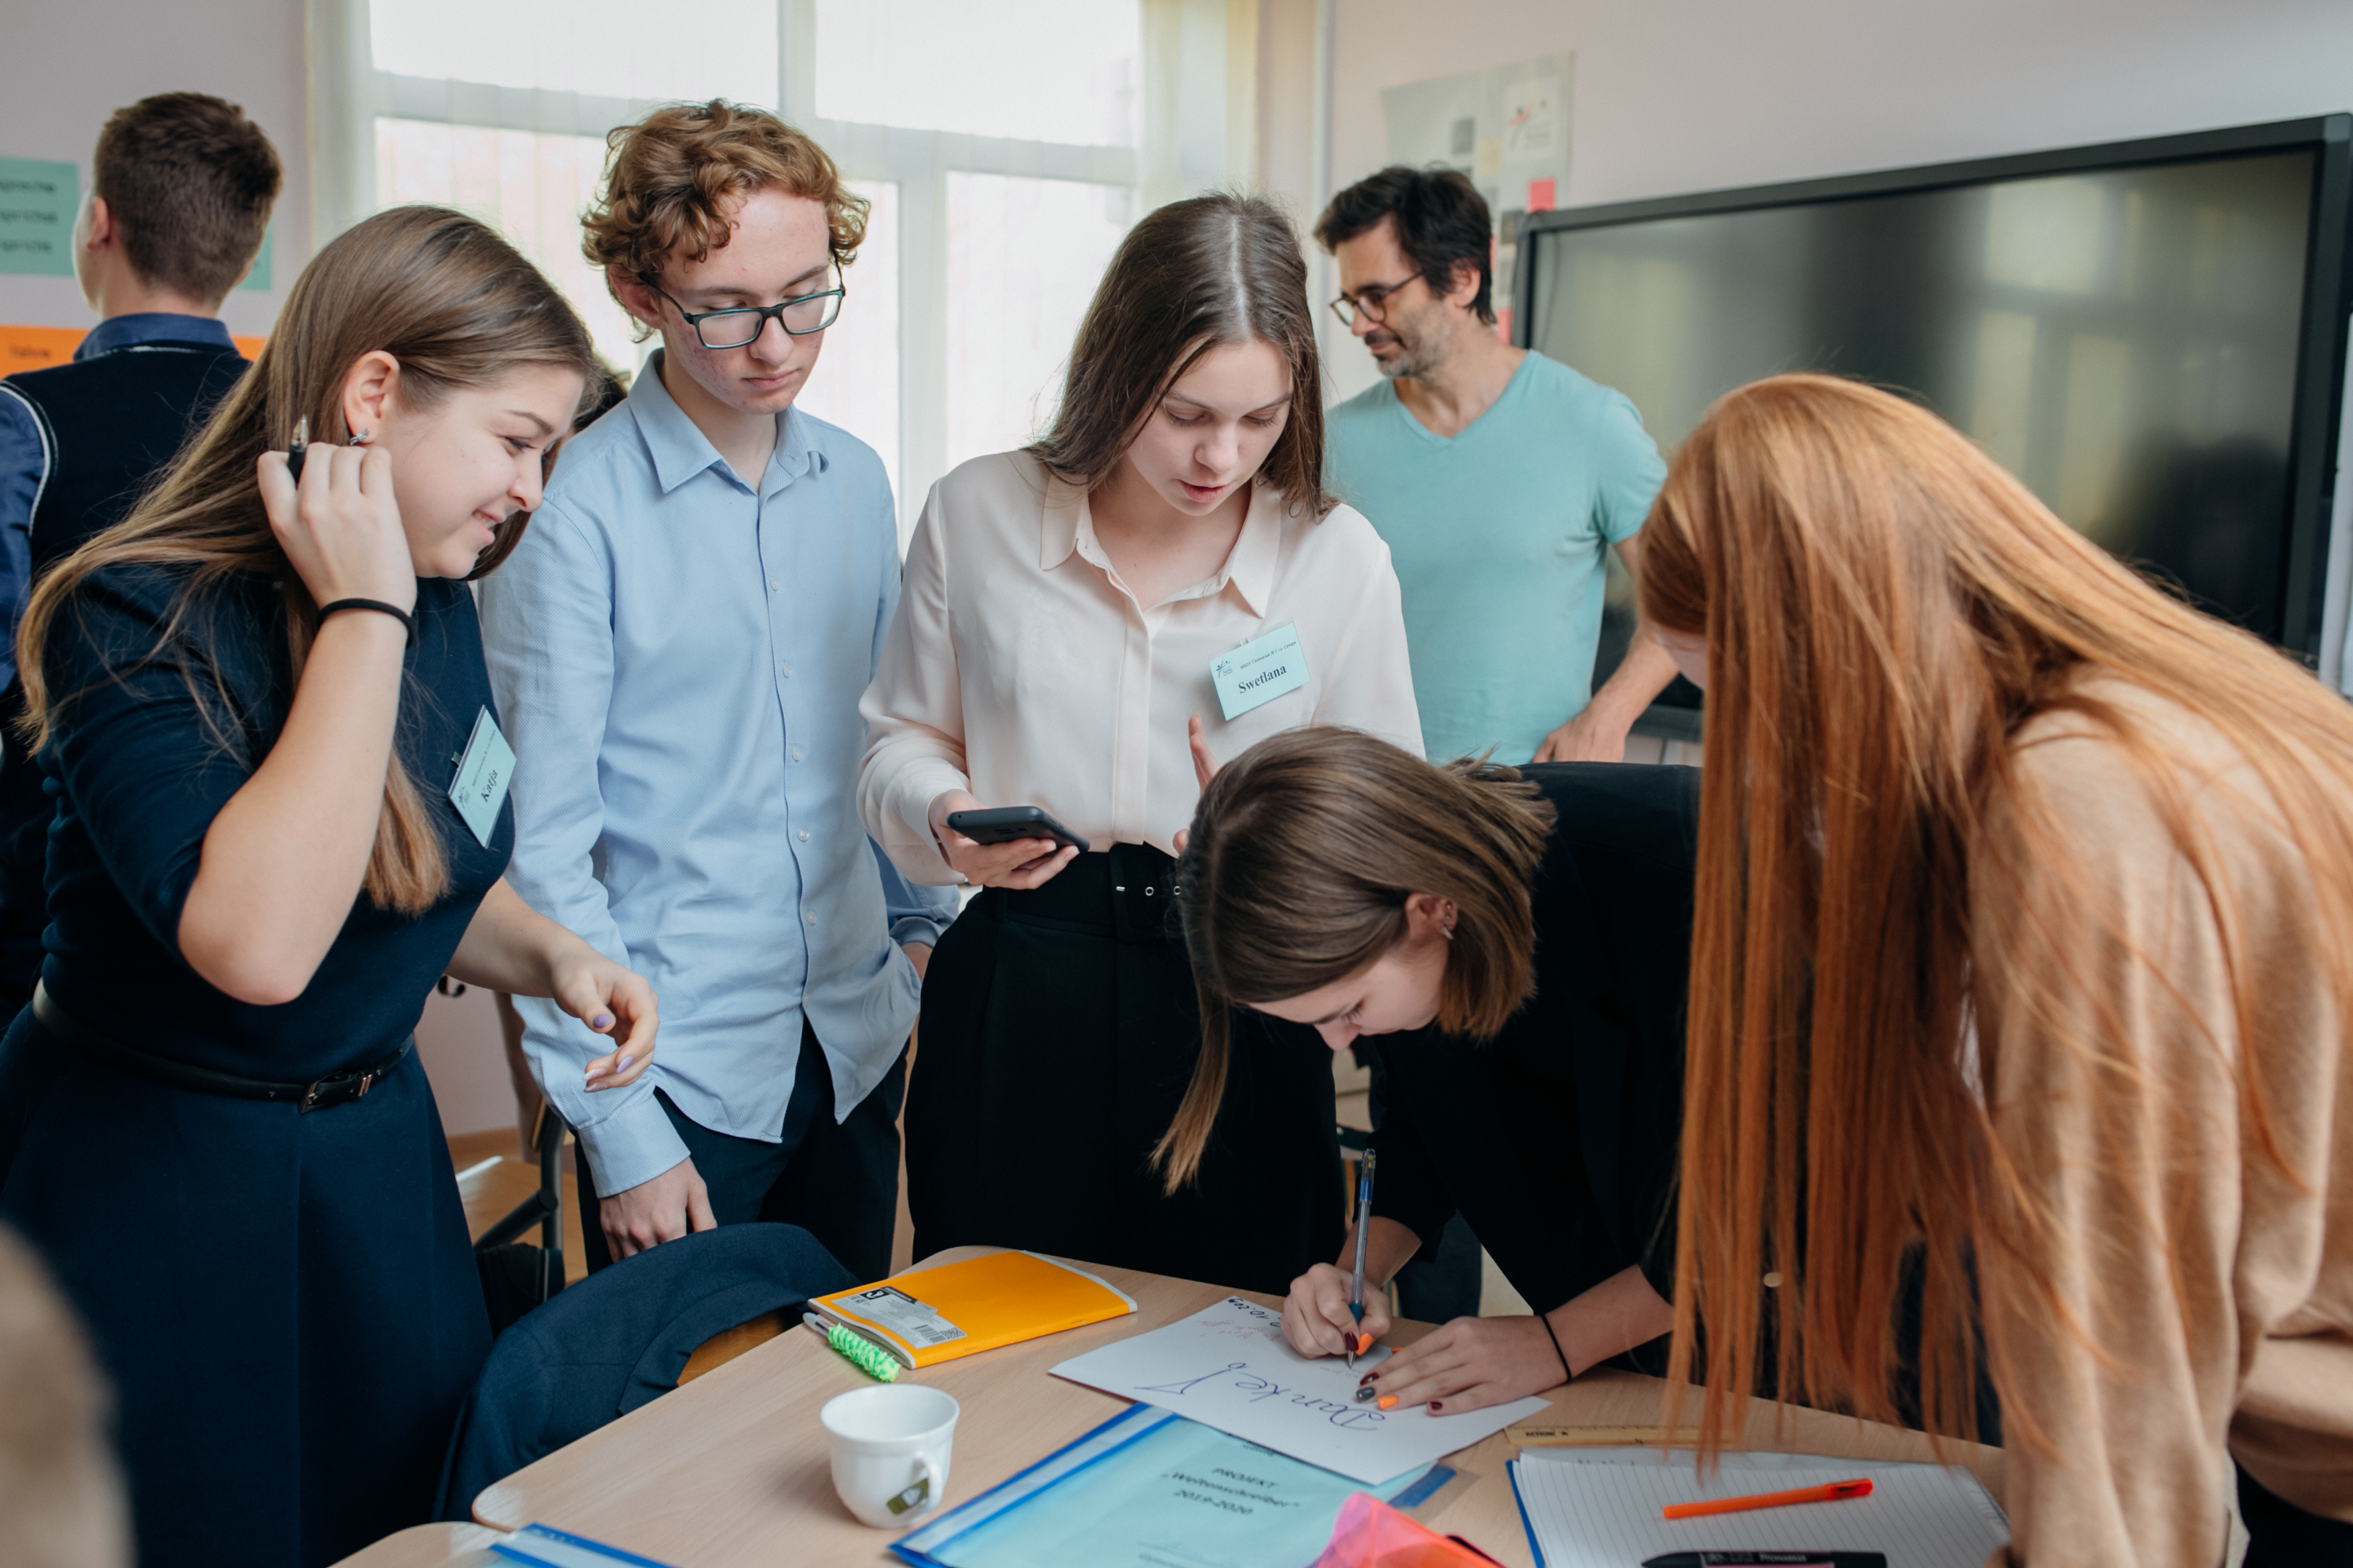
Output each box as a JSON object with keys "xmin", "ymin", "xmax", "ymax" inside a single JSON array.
[
  {"xmin": 1317, "ymin": 167, "xmax": 1674, "ymax": 766},
  {"xmin": 480, "ymin": 105, "xmax": 954, "ymax": 1282}
]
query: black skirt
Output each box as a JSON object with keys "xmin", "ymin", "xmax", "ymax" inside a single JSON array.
[{"xmin": 905, "ymin": 843, "xmax": 1343, "ymax": 1296}]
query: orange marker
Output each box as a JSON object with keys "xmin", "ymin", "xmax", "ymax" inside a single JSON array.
[{"xmin": 1662, "ymin": 1477, "xmax": 1874, "ymax": 1520}]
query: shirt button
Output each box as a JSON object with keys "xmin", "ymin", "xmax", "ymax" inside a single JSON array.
[
  {"xmin": 791, "ymin": 747, "xmax": 805, "ymax": 761},
  {"xmin": 805, "ymin": 912, "xmax": 818, "ymax": 926},
  {"xmin": 797, "ymin": 828, "xmax": 809, "ymax": 841},
  {"xmin": 779, "ymin": 663, "xmax": 793, "ymax": 678},
  {"xmin": 767, "ymin": 577, "xmax": 779, "ymax": 591}
]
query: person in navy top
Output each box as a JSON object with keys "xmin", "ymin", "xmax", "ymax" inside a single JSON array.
[
  {"xmin": 0, "ymin": 206, "xmax": 662, "ymax": 1568},
  {"xmin": 0, "ymin": 91, "xmax": 282, "ymax": 1024}
]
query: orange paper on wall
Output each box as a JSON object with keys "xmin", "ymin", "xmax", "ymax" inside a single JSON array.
[
  {"xmin": 810, "ymin": 1249, "xmax": 1137, "ymax": 1370},
  {"xmin": 0, "ymin": 324, "xmax": 262, "ymax": 376}
]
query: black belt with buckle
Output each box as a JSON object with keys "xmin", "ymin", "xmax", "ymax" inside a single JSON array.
[{"xmin": 32, "ymin": 981, "xmax": 413, "ymax": 1112}]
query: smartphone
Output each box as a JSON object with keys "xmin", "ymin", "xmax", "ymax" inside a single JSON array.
[{"xmin": 944, "ymin": 806, "xmax": 1090, "ymax": 854}]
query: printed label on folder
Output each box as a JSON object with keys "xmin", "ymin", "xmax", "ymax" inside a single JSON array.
[
  {"xmin": 448, "ymin": 708, "xmax": 515, "ymax": 849},
  {"xmin": 837, "ymin": 1286, "xmax": 967, "ymax": 1349},
  {"xmin": 1210, "ymin": 622, "xmax": 1309, "ymax": 721}
]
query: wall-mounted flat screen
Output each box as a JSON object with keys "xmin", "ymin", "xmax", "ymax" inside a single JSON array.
[{"xmin": 1521, "ymin": 120, "xmax": 2352, "ymax": 729}]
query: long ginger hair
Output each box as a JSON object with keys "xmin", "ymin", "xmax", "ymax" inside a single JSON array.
[
  {"xmin": 17, "ymin": 206, "xmax": 596, "ymax": 914},
  {"xmin": 1639, "ymin": 372, "xmax": 2353, "ymax": 1453},
  {"xmin": 1647, "ymin": 374, "xmax": 2353, "ymax": 1457}
]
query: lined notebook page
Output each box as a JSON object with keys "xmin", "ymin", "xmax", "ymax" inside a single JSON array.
[{"xmin": 1509, "ymin": 1451, "xmax": 2009, "ymax": 1568}]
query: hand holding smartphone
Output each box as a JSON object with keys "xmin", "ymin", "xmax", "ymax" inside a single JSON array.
[
  {"xmin": 929, "ymin": 794, "xmax": 1086, "ymax": 891},
  {"xmin": 943, "ymin": 806, "xmax": 1090, "ymax": 853}
]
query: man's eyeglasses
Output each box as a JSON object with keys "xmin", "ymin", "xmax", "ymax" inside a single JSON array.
[
  {"xmin": 1329, "ymin": 274, "xmax": 1419, "ymax": 327},
  {"xmin": 651, "ymin": 272, "xmax": 845, "ymax": 349}
]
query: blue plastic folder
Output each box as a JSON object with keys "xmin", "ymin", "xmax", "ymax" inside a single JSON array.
[
  {"xmin": 490, "ymin": 1523, "xmax": 679, "ymax": 1568},
  {"xmin": 892, "ymin": 1403, "xmax": 1433, "ymax": 1567}
]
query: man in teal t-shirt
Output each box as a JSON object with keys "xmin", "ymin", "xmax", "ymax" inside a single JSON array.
[{"xmin": 1316, "ymin": 167, "xmax": 1678, "ymax": 765}]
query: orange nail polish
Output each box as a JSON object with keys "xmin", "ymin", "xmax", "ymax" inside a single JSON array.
[{"xmin": 1376, "ymin": 1395, "xmax": 1398, "ymax": 1410}]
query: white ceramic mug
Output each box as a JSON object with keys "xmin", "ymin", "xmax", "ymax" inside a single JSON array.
[{"xmin": 820, "ymin": 1384, "xmax": 960, "ymax": 1528}]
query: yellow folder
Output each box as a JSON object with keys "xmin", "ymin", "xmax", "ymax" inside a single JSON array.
[{"xmin": 810, "ymin": 1250, "xmax": 1139, "ymax": 1369}]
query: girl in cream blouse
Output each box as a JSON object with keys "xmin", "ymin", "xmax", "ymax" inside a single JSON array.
[{"xmin": 859, "ymin": 194, "xmax": 1421, "ymax": 1292}]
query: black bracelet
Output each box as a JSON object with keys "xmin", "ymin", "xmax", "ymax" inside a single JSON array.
[
  {"xmin": 317, "ymin": 597, "xmax": 416, "ymax": 649},
  {"xmin": 1538, "ymin": 1313, "xmax": 1573, "ymax": 1387}
]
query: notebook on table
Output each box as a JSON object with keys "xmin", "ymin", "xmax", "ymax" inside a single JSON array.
[{"xmin": 807, "ymin": 1250, "xmax": 1138, "ymax": 1370}]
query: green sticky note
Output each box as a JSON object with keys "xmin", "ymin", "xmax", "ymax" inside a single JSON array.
[
  {"xmin": 238, "ymin": 219, "xmax": 272, "ymax": 292},
  {"xmin": 0, "ymin": 157, "xmax": 79, "ymax": 277}
]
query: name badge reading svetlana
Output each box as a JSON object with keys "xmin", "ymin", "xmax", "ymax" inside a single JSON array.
[
  {"xmin": 1210, "ymin": 622, "xmax": 1310, "ymax": 722},
  {"xmin": 448, "ymin": 707, "xmax": 516, "ymax": 849}
]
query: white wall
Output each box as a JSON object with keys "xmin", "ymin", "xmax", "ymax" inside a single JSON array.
[
  {"xmin": 0, "ymin": 0, "xmax": 309, "ymax": 336},
  {"xmin": 1320, "ymin": 0, "xmax": 2353, "ymax": 401}
]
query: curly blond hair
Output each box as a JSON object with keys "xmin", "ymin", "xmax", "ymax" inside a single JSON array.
[{"xmin": 584, "ymin": 100, "xmax": 867, "ymax": 322}]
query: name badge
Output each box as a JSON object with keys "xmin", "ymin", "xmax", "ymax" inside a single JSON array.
[
  {"xmin": 1211, "ymin": 621, "xmax": 1310, "ymax": 722},
  {"xmin": 448, "ymin": 707, "xmax": 515, "ymax": 849}
]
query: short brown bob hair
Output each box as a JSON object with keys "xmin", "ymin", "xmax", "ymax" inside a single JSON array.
[
  {"xmin": 1156, "ymin": 728, "xmax": 1555, "ymax": 1188},
  {"xmin": 584, "ymin": 100, "xmax": 867, "ymax": 327},
  {"xmin": 1031, "ymin": 192, "xmax": 1332, "ymax": 515},
  {"xmin": 93, "ymin": 92, "xmax": 281, "ymax": 305}
]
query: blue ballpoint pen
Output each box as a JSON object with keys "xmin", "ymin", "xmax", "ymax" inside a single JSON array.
[{"xmin": 1345, "ymin": 1148, "xmax": 1377, "ymax": 1370}]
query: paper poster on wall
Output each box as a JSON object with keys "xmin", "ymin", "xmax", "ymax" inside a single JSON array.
[
  {"xmin": 239, "ymin": 220, "xmax": 274, "ymax": 292},
  {"xmin": 1, "ymin": 327, "xmax": 266, "ymax": 376},
  {"xmin": 0, "ymin": 158, "xmax": 80, "ymax": 278},
  {"xmin": 1381, "ymin": 55, "xmax": 1572, "ymax": 341}
]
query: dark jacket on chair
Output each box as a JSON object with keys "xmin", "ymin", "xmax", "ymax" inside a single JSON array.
[{"xmin": 436, "ymin": 1223, "xmax": 856, "ymax": 1520}]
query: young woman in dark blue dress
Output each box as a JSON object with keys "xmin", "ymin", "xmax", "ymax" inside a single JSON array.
[{"xmin": 0, "ymin": 206, "xmax": 662, "ymax": 1568}]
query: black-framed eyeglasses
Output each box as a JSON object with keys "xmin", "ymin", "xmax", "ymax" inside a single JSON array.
[
  {"xmin": 650, "ymin": 272, "xmax": 845, "ymax": 349},
  {"xmin": 1329, "ymin": 275, "xmax": 1419, "ymax": 327}
]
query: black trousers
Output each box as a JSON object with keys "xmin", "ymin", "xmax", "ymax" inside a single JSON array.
[
  {"xmin": 2241, "ymin": 1465, "xmax": 2353, "ymax": 1567},
  {"xmin": 906, "ymin": 843, "xmax": 1344, "ymax": 1297},
  {"xmin": 573, "ymin": 1019, "xmax": 906, "ymax": 1284}
]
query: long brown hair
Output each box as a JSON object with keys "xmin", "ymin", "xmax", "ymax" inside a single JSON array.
[
  {"xmin": 1158, "ymin": 728, "xmax": 1554, "ymax": 1188},
  {"xmin": 18, "ymin": 205, "xmax": 596, "ymax": 915},
  {"xmin": 1640, "ymin": 372, "xmax": 2353, "ymax": 1453},
  {"xmin": 1031, "ymin": 192, "xmax": 1332, "ymax": 515}
]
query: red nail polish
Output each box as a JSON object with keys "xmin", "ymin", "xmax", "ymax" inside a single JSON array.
[{"xmin": 1428, "ymin": 1402, "xmax": 1443, "ymax": 1413}]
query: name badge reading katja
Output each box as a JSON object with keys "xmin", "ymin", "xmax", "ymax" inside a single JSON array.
[
  {"xmin": 448, "ymin": 708, "xmax": 516, "ymax": 849},
  {"xmin": 1211, "ymin": 622, "xmax": 1310, "ymax": 722}
]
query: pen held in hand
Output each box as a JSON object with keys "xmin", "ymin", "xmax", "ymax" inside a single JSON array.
[
  {"xmin": 286, "ymin": 416, "xmax": 309, "ymax": 483},
  {"xmin": 1345, "ymin": 1147, "xmax": 1376, "ymax": 1369}
]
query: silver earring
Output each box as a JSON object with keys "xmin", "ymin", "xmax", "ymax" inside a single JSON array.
[{"xmin": 348, "ymin": 428, "xmax": 374, "ymax": 446}]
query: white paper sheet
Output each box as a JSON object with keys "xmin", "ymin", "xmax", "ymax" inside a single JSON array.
[
  {"xmin": 1509, "ymin": 1448, "xmax": 2010, "ymax": 1568},
  {"xmin": 1049, "ymin": 1295, "xmax": 1550, "ymax": 1485}
]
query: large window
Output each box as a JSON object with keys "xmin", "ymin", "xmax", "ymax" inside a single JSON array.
[{"xmin": 324, "ymin": 0, "xmax": 1257, "ymax": 543}]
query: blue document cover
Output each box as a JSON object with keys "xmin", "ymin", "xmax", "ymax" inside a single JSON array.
[{"xmin": 893, "ymin": 1404, "xmax": 1431, "ymax": 1568}]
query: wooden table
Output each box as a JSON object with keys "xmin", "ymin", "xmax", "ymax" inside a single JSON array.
[
  {"xmin": 462, "ymin": 1245, "xmax": 2003, "ymax": 1567},
  {"xmin": 327, "ymin": 1522, "xmax": 504, "ymax": 1567}
]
